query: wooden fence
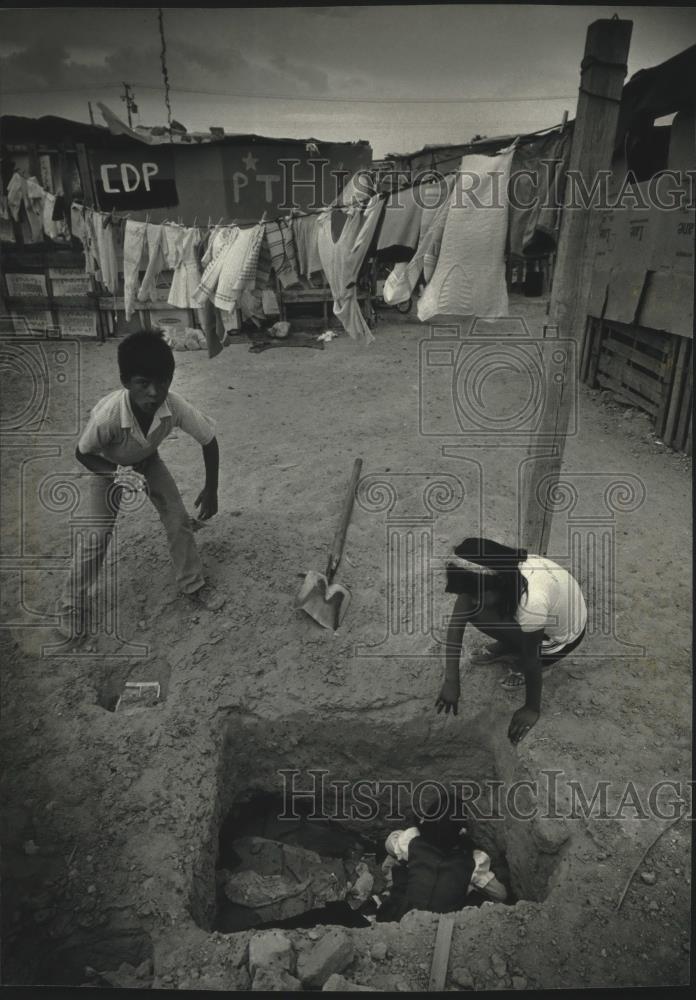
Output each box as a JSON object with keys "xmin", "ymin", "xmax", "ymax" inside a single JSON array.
[{"xmin": 581, "ymin": 317, "xmax": 692, "ymax": 454}]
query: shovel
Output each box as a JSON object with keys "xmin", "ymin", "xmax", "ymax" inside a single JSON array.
[{"xmin": 296, "ymin": 458, "xmax": 363, "ymax": 630}]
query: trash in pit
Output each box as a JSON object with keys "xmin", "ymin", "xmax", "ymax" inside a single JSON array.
[{"xmin": 114, "ymin": 681, "xmax": 161, "ymax": 713}]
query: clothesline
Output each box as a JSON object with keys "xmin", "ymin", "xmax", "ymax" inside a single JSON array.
[{"xmin": 69, "ymin": 200, "xmax": 368, "ymax": 230}]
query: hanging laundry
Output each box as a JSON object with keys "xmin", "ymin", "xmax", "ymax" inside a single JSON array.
[
  {"xmin": 215, "ymin": 225, "xmax": 263, "ymax": 312},
  {"xmin": 93, "ymin": 212, "xmax": 119, "ymax": 295},
  {"xmin": 332, "ymin": 170, "xmax": 375, "ymax": 208},
  {"xmin": 137, "ymin": 224, "xmax": 166, "ymax": 303},
  {"xmin": 7, "ymin": 172, "xmax": 25, "ymax": 221},
  {"xmin": 263, "ymin": 219, "xmax": 300, "ymax": 288},
  {"xmin": 254, "ymin": 236, "xmax": 272, "ymax": 291},
  {"xmin": 193, "ymin": 223, "xmax": 264, "ymax": 331},
  {"xmin": 24, "ymin": 176, "xmax": 45, "ymax": 243},
  {"xmin": 52, "ymin": 194, "xmax": 66, "ymax": 222},
  {"xmin": 191, "ymin": 227, "xmax": 238, "ymax": 304},
  {"xmin": 82, "ymin": 209, "xmax": 102, "ymax": 277},
  {"xmin": 417, "ymin": 149, "xmax": 514, "ymax": 321},
  {"xmin": 376, "ymin": 185, "xmax": 424, "ymax": 253},
  {"xmin": 162, "ymin": 223, "xmax": 184, "ymax": 270},
  {"xmin": 168, "ymin": 227, "xmax": 202, "ymax": 309},
  {"xmin": 0, "ymin": 195, "xmax": 15, "ymax": 243},
  {"xmin": 507, "ymin": 130, "xmax": 571, "ymax": 257},
  {"xmin": 42, "ymin": 192, "xmax": 57, "ymax": 239},
  {"xmin": 317, "ymin": 193, "xmax": 385, "ymax": 344},
  {"xmin": 383, "ymin": 175, "xmax": 456, "ymax": 305},
  {"xmin": 292, "ymin": 214, "xmax": 323, "ymax": 277},
  {"xmin": 70, "ymin": 203, "xmax": 86, "ymax": 244},
  {"xmin": 123, "ymin": 219, "xmax": 148, "ymax": 320}
]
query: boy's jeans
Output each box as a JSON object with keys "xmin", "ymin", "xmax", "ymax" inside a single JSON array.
[{"xmin": 60, "ymin": 453, "xmax": 205, "ymax": 613}]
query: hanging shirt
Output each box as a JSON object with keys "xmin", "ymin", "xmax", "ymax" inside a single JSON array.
[
  {"xmin": 78, "ymin": 388, "xmax": 215, "ymax": 467},
  {"xmin": 376, "ymin": 186, "xmax": 424, "ymax": 252},
  {"xmin": 383, "ymin": 176, "xmax": 456, "ymax": 305},
  {"xmin": 292, "ymin": 214, "xmax": 323, "ymax": 276},
  {"xmin": 317, "ymin": 194, "xmax": 385, "ymax": 344},
  {"xmin": 168, "ymin": 228, "xmax": 202, "ymax": 309}
]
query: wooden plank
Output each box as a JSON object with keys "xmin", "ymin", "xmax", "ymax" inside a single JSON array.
[
  {"xmin": 654, "ymin": 333, "xmax": 677, "ymax": 439},
  {"xmin": 599, "ymin": 348, "xmax": 664, "ymax": 405},
  {"xmin": 580, "ymin": 316, "xmax": 596, "ymax": 383},
  {"xmin": 602, "ymin": 333, "xmax": 667, "ymax": 377},
  {"xmin": 662, "ymin": 337, "xmax": 691, "ymax": 447},
  {"xmin": 428, "ymin": 912, "xmax": 455, "ymax": 992},
  {"xmin": 6, "ymin": 295, "xmax": 98, "ymax": 309},
  {"xmin": 587, "ymin": 318, "xmax": 605, "ymax": 386},
  {"xmin": 595, "ymin": 369, "xmax": 659, "ymax": 415},
  {"xmin": 604, "ymin": 321, "xmax": 671, "ymax": 355},
  {"xmin": 522, "ymin": 18, "xmax": 633, "ymax": 554},
  {"xmin": 674, "ymin": 363, "xmax": 693, "ymax": 452}
]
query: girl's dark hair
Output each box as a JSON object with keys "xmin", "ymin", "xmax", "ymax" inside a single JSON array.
[
  {"xmin": 415, "ymin": 788, "xmax": 468, "ymax": 852},
  {"xmin": 118, "ymin": 330, "xmax": 175, "ymax": 383},
  {"xmin": 446, "ymin": 537, "xmax": 529, "ymax": 619}
]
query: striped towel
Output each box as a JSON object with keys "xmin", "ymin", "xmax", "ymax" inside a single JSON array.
[
  {"xmin": 264, "ymin": 219, "xmax": 300, "ymax": 288},
  {"xmin": 213, "ymin": 224, "xmax": 264, "ymax": 311},
  {"xmin": 192, "ymin": 228, "xmax": 240, "ymax": 305}
]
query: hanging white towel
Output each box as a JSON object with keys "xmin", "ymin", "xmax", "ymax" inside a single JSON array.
[
  {"xmin": 123, "ymin": 220, "xmax": 148, "ymax": 320},
  {"xmin": 417, "ymin": 150, "xmax": 514, "ymax": 321}
]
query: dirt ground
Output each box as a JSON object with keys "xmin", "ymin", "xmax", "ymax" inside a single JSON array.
[{"xmin": 0, "ymin": 295, "xmax": 691, "ymax": 989}]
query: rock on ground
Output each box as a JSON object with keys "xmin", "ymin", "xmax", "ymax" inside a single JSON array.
[
  {"xmin": 248, "ymin": 929, "xmax": 294, "ymax": 975},
  {"xmin": 323, "ymin": 973, "xmax": 377, "ymax": 991},
  {"xmin": 297, "ymin": 928, "xmax": 354, "ymax": 988}
]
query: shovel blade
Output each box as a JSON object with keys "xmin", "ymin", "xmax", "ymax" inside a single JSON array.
[{"xmin": 296, "ymin": 571, "xmax": 352, "ymax": 630}]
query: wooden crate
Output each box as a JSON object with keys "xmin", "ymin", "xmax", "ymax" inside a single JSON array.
[{"xmin": 583, "ymin": 317, "xmax": 692, "ymax": 453}]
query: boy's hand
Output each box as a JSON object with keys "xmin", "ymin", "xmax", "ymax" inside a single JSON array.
[
  {"xmin": 508, "ymin": 706, "xmax": 539, "ymax": 744},
  {"xmin": 435, "ymin": 679, "xmax": 460, "ymax": 716},
  {"xmin": 194, "ymin": 487, "xmax": 218, "ymax": 521}
]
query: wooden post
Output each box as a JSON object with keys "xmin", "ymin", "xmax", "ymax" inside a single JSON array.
[{"xmin": 521, "ymin": 18, "xmax": 632, "ymax": 554}]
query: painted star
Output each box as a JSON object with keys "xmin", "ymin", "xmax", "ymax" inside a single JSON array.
[{"xmin": 242, "ymin": 152, "xmax": 258, "ymax": 171}]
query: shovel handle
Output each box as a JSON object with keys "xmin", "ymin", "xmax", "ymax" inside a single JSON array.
[{"xmin": 326, "ymin": 458, "xmax": 363, "ymax": 582}]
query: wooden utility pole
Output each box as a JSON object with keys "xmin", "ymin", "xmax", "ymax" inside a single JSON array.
[
  {"xmin": 521, "ymin": 18, "xmax": 632, "ymax": 554},
  {"xmin": 120, "ymin": 82, "xmax": 137, "ymax": 127}
]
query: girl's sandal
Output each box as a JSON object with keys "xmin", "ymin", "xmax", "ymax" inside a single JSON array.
[
  {"xmin": 499, "ymin": 662, "xmax": 557, "ymax": 690},
  {"xmin": 499, "ymin": 669, "xmax": 526, "ymax": 690}
]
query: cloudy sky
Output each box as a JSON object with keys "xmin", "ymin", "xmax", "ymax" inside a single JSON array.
[{"xmin": 0, "ymin": 4, "xmax": 693, "ymax": 156}]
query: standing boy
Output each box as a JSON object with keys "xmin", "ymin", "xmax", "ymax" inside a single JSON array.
[{"xmin": 59, "ymin": 330, "xmax": 224, "ymax": 638}]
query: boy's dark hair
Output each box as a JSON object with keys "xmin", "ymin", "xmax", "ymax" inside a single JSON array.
[
  {"xmin": 446, "ymin": 536, "xmax": 529, "ymax": 619},
  {"xmin": 118, "ymin": 330, "xmax": 175, "ymax": 383}
]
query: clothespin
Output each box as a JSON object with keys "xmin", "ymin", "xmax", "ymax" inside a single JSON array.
[
  {"xmin": 259, "ymin": 211, "xmax": 267, "ymax": 226},
  {"xmin": 193, "ymin": 216, "xmax": 198, "ymax": 228}
]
